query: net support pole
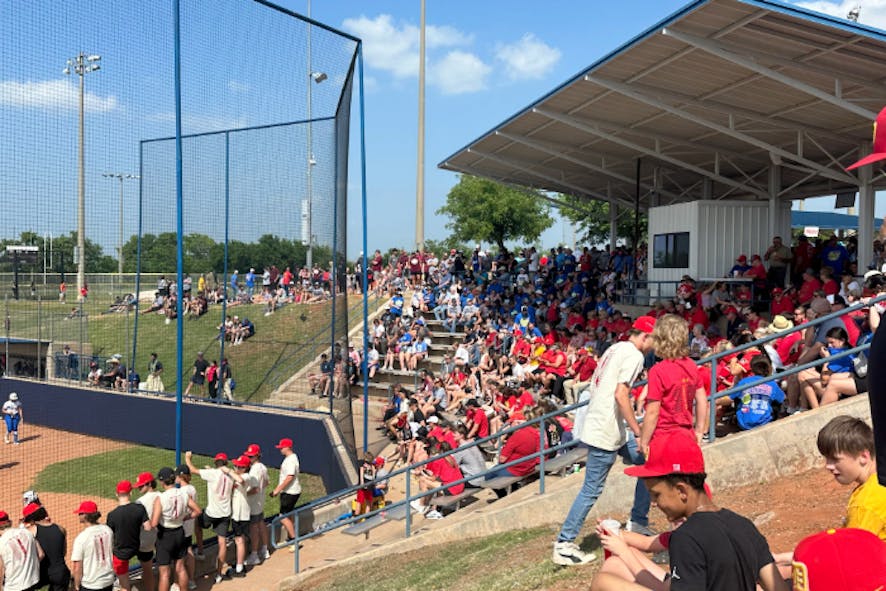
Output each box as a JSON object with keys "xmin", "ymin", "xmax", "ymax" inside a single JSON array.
[
  {"xmin": 219, "ymin": 132, "xmax": 230, "ymax": 395},
  {"xmin": 359, "ymin": 43, "xmax": 369, "ymax": 453},
  {"xmin": 131, "ymin": 142, "xmax": 144, "ymax": 387},
  {"xmin": 173, "ymin": 0, "xmax": 185, "ymax": 465}
]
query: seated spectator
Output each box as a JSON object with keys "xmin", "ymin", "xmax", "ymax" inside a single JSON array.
[
  {"xmin": 718, "ymin": 356, "xmax": 784, "ymax": 430},
  {"xmin": 818, "ymin": 326, "xmax": 862, "ymax": 406},
  {"xmin": 484, "ymin": 412, "xmax": 542, "ymax": 496},
  {"xmin": 798, "ymin": 268, "xmax": 822, "ymax": 304},
  {"xmin": 452, "ymin": 425, "xmax": 487, "ymax": 487},
  {"xmin": 820, "ymin": 267, "xmax": 839, "ymax": 296},
  {"xmin": 728, "ymin": 254, "xmax": 751, "ymax": 277},
  {"xmin": 411, "ymin": 441, "xmax": 465, "ymax": 519},
  {"xmin": 769, "ymin": 287, "xmax": 794, "ymax": 317}
]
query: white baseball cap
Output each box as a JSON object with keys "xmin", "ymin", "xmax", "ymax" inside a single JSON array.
[{"xmin": 8, "ymin": 392, "xmax": 18, "ymax": 401}]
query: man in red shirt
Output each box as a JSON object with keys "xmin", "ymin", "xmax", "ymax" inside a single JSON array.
[
  {"xmin": 770, "ymin": 288, "xmax": 794, "ymax": 316},
  {"xmin": 819, "ymin": 267, "xmax": 839, "ymax": 296},
  {"xmin": 483, "ymin": 414, "xmax": 542, "ymax": 498},
  {"xmin": 563, "ymin": 349, "xmax": 597, "ymax": 404},
  {"xmin": 745, "ymin": 255, "xmax": 768, "ymax": 294},
  {"xmin": 539, "ymin": 342, "xmax": 568, "ymax": 400},
  {"xmin": 797, "ymin": 268, "xmax": 822, "ymax": 304},
  {"xmin": 792, "ymin": 235, "xmax": 816, "ymax": 285},
  {"xmin": 464, "ymin": 399, "xmax": 490, "ymax": 439}
]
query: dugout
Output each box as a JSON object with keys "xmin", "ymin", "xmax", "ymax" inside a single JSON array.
[{"xmin": 1, "ymin": 338, "xmax": 50, "ymax": 380}]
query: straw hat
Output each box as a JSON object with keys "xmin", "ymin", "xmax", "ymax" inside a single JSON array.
[{"xmin": 768, "ymin": 315, "xmax": 794, "ymax": 333}]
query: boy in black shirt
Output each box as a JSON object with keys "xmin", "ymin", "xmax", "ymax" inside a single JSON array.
[
  {"xmin": 591, "ymin": 430, "xmax": 789, "ymax": 591},
  {"xmin": 106, "ymin": 480, "xmax": 149, "ymax": 591}
]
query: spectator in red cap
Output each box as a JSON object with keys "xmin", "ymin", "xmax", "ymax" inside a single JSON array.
[
  {"xmin": 185, "ymin": 451, "xmax": 236, "ymax": 583},
  {"xmin": 591, "ymin": 430, "xmax": 788, "ymax": 591},
  {"xmin": 133, "ymin": 471, "xmax": 159, "ymax": 591},
  {"xmin": 71, "ymin": 500, "xmax": 115, "ymax": 591},
  {"xmin": 790, "ymin": 528, "xmax": 886, "ymax": 591},
  {"xmin": 243, "ymin": 444, "xmax": 270, "ymax": 565},
  {"xmin": 553, "ymin": 316, "xmax": 655, "ymax": 567},
  {"xmin": 769, "ymin": 288, "xmax": 794, "ymax": 317},
  {"xmin": 228, "ymin": 456, "xmax": 253, "ymax": 578},
  {"xmin": 729, "ymin": 255, "xmax": 751, "ymax": 277},
  {"xmin": 269, "ymin": 438, "xmax": 301, "ymax": 552},
  {"xmin": 22, "ymin": 501, "xmax": 70, "ymax": 591},
  {"xmin": 0, "ymin": 508, "xmax": 41, "ymax": 591},
  {"xmin": 106, "ymin": 480, "xmax": 148, "ymax": 591}
]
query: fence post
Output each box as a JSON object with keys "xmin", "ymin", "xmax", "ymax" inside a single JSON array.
[
  {"xmin": 538, "ymin": 418, "xmax": 546, "ymax": 495},
  {"xmin": 708, "ymin": 361, "xmax": 717, "ymax": 443},
  {"xmin": 37, "ymin": 297, "xmax": 42, "ymax": 380},
  {"xmin": 294, "ymin": 511, "xmax": 301, "ymax": 573},
  {"xmin": 4, "ymin": 295, "xmax": 8, "ymax": 377},
  {"xmin": 79, "ymin": 298, "xmax": 85, "ymax": 385},
  {"xmin": 405, "ymin": 469, "xmax": 412, "ymax": 538}
]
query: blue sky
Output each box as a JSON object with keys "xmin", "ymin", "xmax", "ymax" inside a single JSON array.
[{"xmin": 1, "ymin": 0, "xmax": 884, "ymax": 259}]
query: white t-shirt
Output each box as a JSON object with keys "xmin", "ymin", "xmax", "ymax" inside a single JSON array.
[
  {"xmin": 247, "ymin": 462, "xmax": 270, "ymax": 515},
  {"xmin": 157, "ymin": 487, "xmax": 191, "ymax": 528},
  {"xmin": 2, "ymin": 400, "xmax": 20, "ymax": 416},
  {"xmin": 0, "ymin": 527, "xmax": 40, "ymax": 591},
  {"xmin": 579, "ymin": 341, "xmax": 644, "ymax": 451},
  {"xmin": 136, "ymin": 491, "xmax": 160, "ymax": 551},
  {"xmin": 180, "ymin": 483, "xmax": 198, "ymax": 537},
  {"xmin": 279, "ymin": 453, "xmax": 302, "ymax": 495},
  {"xmin": 200, "ymin": 468, "xmax": 234, "ymax": 518},
  {"xmin": 232, "ymin": 473, "xmax": 257, "ymax": 522},
  {"xmin": 71, "ymin": 524, "xmax": 115, "ymax": 590}
]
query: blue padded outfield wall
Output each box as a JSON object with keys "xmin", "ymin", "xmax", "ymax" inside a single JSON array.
[{"xmin": 1, "ymin": 378, "xmax": 349, "ymax": 493}]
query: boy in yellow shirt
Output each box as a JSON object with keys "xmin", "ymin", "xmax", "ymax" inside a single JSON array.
[{"xmin": 816, "ymin": 415, "xmax": 886, "ymax": 540}]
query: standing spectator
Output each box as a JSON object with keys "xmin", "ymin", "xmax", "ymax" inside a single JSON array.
[
  {"xmin": 134, "ymin": 472, "xmax": 159, "ymax": 591},
  {"xmin": 183, "ymin": 352, "xmax": 208, "ymax": 397},
  {"xmin": 244, "ymin": 445, "xmax": 271, "ymax": 565},
  {"xmin": 228, "ymin": 457, "xmax": 253, "ymax": 577},
  {"xmin": 220, "ymin": 358, "xmax": 234, "ymax": 403},
  {"xmin": 820, "ymin": 235, "xmax": 850, "ymax": 276},
  {"xmin": 206, "ymin": 360, "xmax": 219, "ymax": 401},
  {"xmin": 150, "ymin": 467, "xmax": 200, "ymax": 591},
  {"xmin": 184, "ymin": 451, "xmax": 235, "ymax": 584},
  {"xmin": 106, "ymin": 481, "xmax": 147, "ymax": 591},
  {"xmin": 269, "ymin": 438, "xmax": 301, "ymax": 551},
  {"xmin": 229, "ymin": 270, "xmax": 239, "ymax": 299},
  {"xmin": 552, "ymin": 316, "xmax": 656, "ymax": 566},
  {"xmin": 793, "ymin": 235, "xmax": 816, "ymax": 286},
  {"xmin": 175, "ymin": 465, "xmax": 204, "ymax": 575},
  {"xmin": 71, "ymin": 501, "xmax": 115, "ymax": 591},
  {"xmin": 0, "ymin": 508, "xmax": 41, "ymax": 591},
  {"xmin": 145, "ymin": 353, "xmax": 164, "ymax": 393},
  {"xmin": 764, "ymin": 235, "xmax": 792, "ymax": 288},
  {"xmin": 23, "ymin": 502, "xmax": 70, "ymax": 591},
  {"xmin": 3, "ymin": 392, "xmax": 22, "ymax": 445},
  {"xmin": 245, "ymin": 268, "xmax": 256, "ymax": 299}
]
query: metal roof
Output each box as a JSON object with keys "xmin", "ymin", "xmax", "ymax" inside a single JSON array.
[
  {"xmin": 791, "ymin": 209, "xmax": 884, "ymax": 230},
  {"xmin": 439, "ymin": 0, "xmax": 886, "ymax": 210}
]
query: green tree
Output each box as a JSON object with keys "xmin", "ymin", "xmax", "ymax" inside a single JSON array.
[
  {"xmin": 556, "ymin": 195, "xmax": 648, "ymax": 247},
  {"xmin": 437, "ymin": 175, "xmax": 554, "ymax": 250}
]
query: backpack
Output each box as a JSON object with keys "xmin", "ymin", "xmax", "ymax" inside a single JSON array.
[{"xmin": 852, "ymin": 332, "xmax": 874, "ymax": 378}]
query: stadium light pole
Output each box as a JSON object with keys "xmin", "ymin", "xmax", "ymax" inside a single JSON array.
[
  {"xmin": 415, "ymin": 0, "xmax": 426, "ymax": 253},
  {"xmin": 102, "ymin": 173, "xmax": 140, "ymax": 286},
  {"xmin": 64, "ymin": 52, "xmax": 101, "ymax": 301}
]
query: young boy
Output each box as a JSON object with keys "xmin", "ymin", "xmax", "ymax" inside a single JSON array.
[
  {"xmin": 816, "ymin": 415, "xmax": 886, "ymax": 540},
  {"xmin": 718, "ymin": 356, "xmax": 784, "ymax": 430},
  {"xmin": 591, "ymin": 430, "xmax": 789, "ymax": 591}
]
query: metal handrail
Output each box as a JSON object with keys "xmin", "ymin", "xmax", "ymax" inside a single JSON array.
[{"xmin": 269, "ymin": 292, "xmax": 886, "ymax": 573}]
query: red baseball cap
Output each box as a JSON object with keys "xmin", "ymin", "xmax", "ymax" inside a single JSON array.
[
  {"xmin": 791, "ymin": 528, "xmax": 886, "ymax": 590},
  {"xmin": 134, "ymin": 472, "xmax": 154, "ymax": 488},
  {"xmin": 847, "ymin": 106, "xmax": 886, "ymax": 170},
  {"xmin": 0, "ymin": 511, "xmax": 9, "ymax": 524},
  {"xmin": 116, "ymin": 480, "xmax": 133, "ymax": 495},
  {"xmin": 275, "ymin": 438, "xmax": 293, "ymax": 449},
  {"xmin": 74, "ymin": 500, "xmax": 98, "ymax": 514},
  {"xmin": 631, "ymin": 316, "xmax": 656, "ymax": 334},
  {"xmin": 22, "ymin": 503, "xmax": 41, "ymax": 519},
  {"xmin": 232, "ymin": 455, "xmax": 251, "ymax": 469},
  {"xmin": 772, "ymin": 287, "xmax": 784, "ymax": 295},
  {"xmin": 751, "ymin": 254, "xmax": 762, "ymax": 261},
  {"xmin": 625, "ymin": 430, "xmax": 705, "ymax": 478},
  {"xmin": 244, "ymin": 444, "xmax": 261, "ymax": 457},
  {"xmin": 737, "ymin": 254, "xmax": 747, "ymax": 263},
  {"xmin": 214, "ymin": 452, "xmax": 228, "ymax": 462}
]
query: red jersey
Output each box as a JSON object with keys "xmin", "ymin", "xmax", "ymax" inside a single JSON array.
[
  {"xmin": 776, "ymin": 331, "xmax": 803, "ymax": 366},
  {"xmin": 466, "ymin": 407, "xmax": 490, "ymax": 438},
  {"xmin": 770, "ymin": 295, "xmax": 794, "ymax": 316},
  {"xmin": 572, "ymin": 356, "xmax": 597, "ymax": 382},
  {"xmin": 428, "ymin": 457, "xmax": 465, "ymax": 495},
  {"xmin": 689, "ymin": 307, "xmax": 710, "ymax": 329},
  {"xmin": 540, "ymin": 350, "xmax": 567, "ymax": 376},
  {"xmin": 500, "ymin": 426, "xmax": 542, "ymax": 476},
  {"xmin": 822, "ymin": 279, "xmax": 839, "ymax": 296},
  {"xmin": 798, "ymin": 278, "xmax": 822, "ymax": 304},
  {"xmin": 507, "ymin": 390, "xmax": 535, "ymax": 412},
  {"xmin": 645, "ymin": 358, "xmax": 703, "ymax": 432},
  {"xmin": 513, "ymin": 338, "xmax": 531, "ymax": 359}
]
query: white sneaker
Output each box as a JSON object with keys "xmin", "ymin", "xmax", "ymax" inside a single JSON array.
[
  {"xmin": 260, "ymin": 547, "xmax": 270, "ymax": 561},
  {"xmin": 425, "ymin": 510, "xmax": 444, "ymax": 520},
  {"xmin": 409, "ymin": 500, "xmax": 426, "ymax": 514},
  {"xmin": 626, "ymin": 521, "xmax": 656, "ymax": 536},
  {"xmin": 244, "ymin": 553, "xmax": 260, "ymax": 566},
  {"xmin": 552, "ymin": 541, "xmax": 596, "ymax": 566},
  {"xmin": 215, "ymin": 574, "xmax": 224, "ymax": 584}
]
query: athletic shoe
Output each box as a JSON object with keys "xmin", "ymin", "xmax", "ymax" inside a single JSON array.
[
  {"xmin": 224, "ymin": 567, "xmax": 234, "ymax": 578},
  {"xmin": 244, "ymin": 553, "xmax": 260, "ymax": 566},
  {"xmin": 187, "ymin": 581, "xmax": 197, "ymax": 590},
  {"xmin": 3, "ymin": 436, "xmax": 7, "ymax": 444},
  {"xmin": 626, "ymin": 521, "xmax": 656, "ymax": 536},
  {"xmin": 425, "ymin": 510, "xmax": 444, "ymax": 520},
  {"xmin": 233, "ymin": 568, "xmax": 246, "ymax": 578},
  {"xmin": 215, "ymin": 575, "xmax": 224, "ymax": 584},
  {"xmin": 12, "ymin": 441, "xmax": 19, "ymax": 445},
  {"xmin": 409, "ymin": 500, "xmax": 426, "ymax": 514},
  {"xmin": 288, "ymin": 543, "xmax": 296, "ymax": 553},
  {"xmin": 260, "ymin": 547, "xmax": 271, "ymax": 561},
  {"xmin": 552, "ymin": 541, "xmax": 596, "ymax": 566}
]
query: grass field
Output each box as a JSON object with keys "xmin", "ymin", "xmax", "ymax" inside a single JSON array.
[{"xmin": 32, "ymin": 445, "xmax": 326, "ymax": 514}]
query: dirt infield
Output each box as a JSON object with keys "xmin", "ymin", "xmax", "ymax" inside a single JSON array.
[{"xmin": 0, "ymin": 423, "xmax": 128, "ymax": 534}]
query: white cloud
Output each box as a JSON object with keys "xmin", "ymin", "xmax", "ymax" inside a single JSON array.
[
  {"xmin": 342, "ymin": 14, "xmax": 472, "ymax": 79},
  {"xmin": 495, "ymin": 33, "xmax": 561, "ymax": 81},
  {"xmin": 432, "ymin": 51, "xmax": 491, "ymax": 95},
  {"xmin": 794, "ymin": 0, "xmax": 886, "ymax": 29},
  {"xmin": 0, "ymin": 79, "xmax": 118, "ymax": 112}
]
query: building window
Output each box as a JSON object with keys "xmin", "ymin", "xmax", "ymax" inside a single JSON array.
[{"xmin": 653, "ymin": 232, "xmax": 690, "ymax": 268}]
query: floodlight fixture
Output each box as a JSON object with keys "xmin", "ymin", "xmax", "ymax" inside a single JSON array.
[
  {"xmin": 847, "ymin": 5, "xmax": 861, "ymax": 21},
  {"xmin": 311, "ymin": 71, "xmax": 327, "ymax": 83}
]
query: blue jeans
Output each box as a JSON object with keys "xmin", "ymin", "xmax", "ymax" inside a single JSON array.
[
  {"xmin": 433, "ymin": 304, "xmax": 448, "ymax": 321},
  {"xmin": 556, "ymin": 434, "xmax": 650, "ymax": 543}
]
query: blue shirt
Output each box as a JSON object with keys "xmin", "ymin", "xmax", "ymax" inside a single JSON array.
[
  {"xmin": 821, "ymin": 244, "xmax": 849, "ymax": 275},
  {"xmin": 731, "ymin": 377, "xmax": 785, "ymax": 430},
  {"xmin": 826, "ymin": 347, "xmax": 853, "ymax": 374},
  {"xmin": 245, "ymin": 272, "xmax": 255, "ymax": 287}
]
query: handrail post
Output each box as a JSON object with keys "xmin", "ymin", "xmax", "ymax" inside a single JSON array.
[
  {"xmin": 294, "ymin": 510, "xmax": 301, "ymax": 573},
  {"xmin": 538, "ymin": 418, "xmax": 546, "ymax": 495},
  {"xmin": 708, "ymin": 360, "xmax": 717, "ymax": 443},
  {"xmin": 405, "ymin": 468, "xmax": 413, "ymax": 537}
]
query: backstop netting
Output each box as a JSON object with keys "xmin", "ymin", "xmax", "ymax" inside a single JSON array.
[{"xmin": 0, "ymin": 0, "xmax": 360, "ymax": 521}]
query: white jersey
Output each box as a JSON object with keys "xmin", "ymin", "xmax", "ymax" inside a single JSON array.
[
  {"xmin": 579, "ymin": 341, "xmax": 644, "ymax": 451},
  {"xmin": 158, "ymin": 487, "xmax": 190, "ymax": 528},
  {"xmin": 180, "ymin": 483, "xmax": 198, "ymax": 537},
  {"xmin": 71, "ymin": 524, "xmax": 115, "ymax": 590},
  {"xmin": 232, "ymin": 473, "xmax": 257, "ymax": 522},
  {"xmin": 247, "ymin": 462, "xmax": 270, "ymax": 515},
  {"xmin": 0, "ymin": 527, "xmax": 40, "ymax": 591},
  {"xmin": 279, "ymin": 453, "xmax": 302, "ymax": 495},
  {"xmin": 2, "ymin": 400, "xmax": 20, "ymax": 416},
  {"xmin": 200, "ymin": 468, "xmax": 234, "ymax": 518},
  {"xmin": 136, "ymin": 491, "xmax": 161, "ymax": 551}
]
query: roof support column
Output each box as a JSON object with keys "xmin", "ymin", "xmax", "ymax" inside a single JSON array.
[
  {"xmin": 702, "ymin": 178, "xmax": 712, "ymax": 200},
  {"xmin": 608, "ymin": 184, "xmax": 618, "ymax": 250},
  {"xmin": 858, "ymin": 142, "xmax": 875, "ymax": 273},
  {"xmin": 768, "ymin": 165, "xmax": 781, "ymax": 241}
]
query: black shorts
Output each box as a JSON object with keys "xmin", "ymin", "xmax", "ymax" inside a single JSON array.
[
  {"xmin": 249, "ymin": 512, "xmax": 264, "ymax": 525},
  {"xmin": 137, "ymin": 550, "xmax": 154, "ymax": 563},
  {"xmin": 231, "ymin": 519, "xmax": 250, "ymax": 538},
  {"xmin": 155, "ymin": 526, "xmax": 188, "ymax": 566},
  {"xmin": 279, "ymin": 492, "xmax": 300, "ymax": 514},
  {"xmin": 854, "ymin": 373, "xmax": 867, "ymax": 394},
  {"xmin": 201, "ymin": 514, "xmax": 231, "ymax": 538},
  {"xmin": 190, "ymin": 375, "xmax": 205, "ymax": 385}
]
